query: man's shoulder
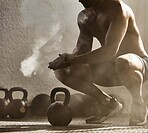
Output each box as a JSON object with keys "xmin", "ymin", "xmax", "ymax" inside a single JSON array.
[
  {"xmin": 107, "ymin": 1, "xmax": 134, "ymax": 18},
  {"xmin": 107, "ymin": 1, "xmax": 123, "ymax": 15},
  {"xmin": 77, "ymin": 8, "xmax": 96, "ymax": 24}
]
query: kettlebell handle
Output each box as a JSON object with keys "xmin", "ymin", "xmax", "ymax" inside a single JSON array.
[
  {"xmin": 50, "ymin": 87, "xmax": 70, "ymax": 106},
  {"xmin": 0, "ymin": 87, "xmax": 9, "ymax": 100},
  {"xmin": 9, "ymin": 87, "xmax": 28, "ymax": 102}
]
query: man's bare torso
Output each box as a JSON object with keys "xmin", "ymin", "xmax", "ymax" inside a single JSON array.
[
  {"xmin": 49, "ymin": 0, "xmax": 148, "ymax": 87},
  {"xmin": 78, "ymin": 1, "xmax": 148, "ymax": 58}
]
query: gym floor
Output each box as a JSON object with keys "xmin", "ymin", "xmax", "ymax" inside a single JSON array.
[{"xmin": 0, "ymin": 115, "xmax": 148, "ymax": 133}]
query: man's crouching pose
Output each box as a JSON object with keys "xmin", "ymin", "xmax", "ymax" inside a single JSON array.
[{"xmin": 48, "ymin": 0, "xmax": 148, "ymax": 126}]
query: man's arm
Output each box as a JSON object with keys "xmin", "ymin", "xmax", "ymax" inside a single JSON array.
[
  {"xmin": 72, "ymin": 4, "xmax": 129, "ymax": 64},
  {"xmin": 48, "ymin": 11, "xmax": 93, "ymax": 70},
  {"xmin": 72, "ymin": 11, "xmax": 93, "ymax": 55}
]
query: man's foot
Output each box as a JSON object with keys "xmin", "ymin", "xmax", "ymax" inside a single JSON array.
[
  {"xmin": 86, "ymin": 98, "xmax": 123, "ymax": 124},
  {"xmin": 129, "ymin": 104, "xmax": 148, "ymax": 126}
]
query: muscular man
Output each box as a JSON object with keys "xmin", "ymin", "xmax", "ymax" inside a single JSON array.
[{"xmin": 48, "ymin": 0, "xmax": 148, "ymax": 126}]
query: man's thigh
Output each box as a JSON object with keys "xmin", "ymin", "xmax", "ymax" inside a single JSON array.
[
  {"xmin": 90, "ymin": 53, "xmax": 145, "ymax": 87},
  {"xmin": 90, "ymin": 62, "xmax": 122, "ymax": 87}
]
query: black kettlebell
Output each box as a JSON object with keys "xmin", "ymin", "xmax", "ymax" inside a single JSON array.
[
  {"xmin": 31, "ymin": 94, "xmax": 51, "ymax": 116},
  {"xmin": 0, "ymin": 87, "xmax": 9, "ymax": 118},
  {"xmin": 47, "ymin": 87, "xmax": 72, "ymax": 126},
  {"xmin": 8, "ymin": 87, "xmax": 28, "ymax": 119}
]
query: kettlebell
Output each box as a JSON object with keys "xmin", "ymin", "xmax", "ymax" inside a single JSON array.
[
  {"xmin": 0, "ymin": 87, "xmax": 9, "ymax": 118},
  {"xmin": 31, "ymin": 94, "xmax": 51, "ymax": 116},
  {"xmin": 8, "ymin": 87, "xmax": 28, "ymax": 119},
  {"xmin": 47, "ymin": 87, "xmax": 72, "ymax": 126}
]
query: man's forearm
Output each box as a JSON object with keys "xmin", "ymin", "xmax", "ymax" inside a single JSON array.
[
  {"xmin": 72, "ymin": 46, "xmax": 92, "ymax": 56},
  {"xmin": 71, "ymin": 46, "xmax": 116, "ymax": 65}
]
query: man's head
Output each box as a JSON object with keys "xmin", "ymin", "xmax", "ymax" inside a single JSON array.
[{"xmin": 79, "ymin": 0, "xmax": 98, "ymax": 8}]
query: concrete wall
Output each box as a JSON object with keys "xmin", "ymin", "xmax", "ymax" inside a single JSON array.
[{"xmin": 0, "ymin": 0, "xmax": 148, "ymax": 113}]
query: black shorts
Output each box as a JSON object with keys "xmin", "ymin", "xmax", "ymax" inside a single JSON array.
[{"xmin": 140, "ymin": 56, "xmax": 148, "ymax": 81}]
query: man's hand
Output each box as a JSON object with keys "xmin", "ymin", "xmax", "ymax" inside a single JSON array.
[{"xmin": 48, "ymin": 53, "xmax": 74, "ymax": 70}]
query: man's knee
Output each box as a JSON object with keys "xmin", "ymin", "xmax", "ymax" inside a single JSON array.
[{"xmin": 54, "ymin": 65, "xmax": 92, "ymax": 83}]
